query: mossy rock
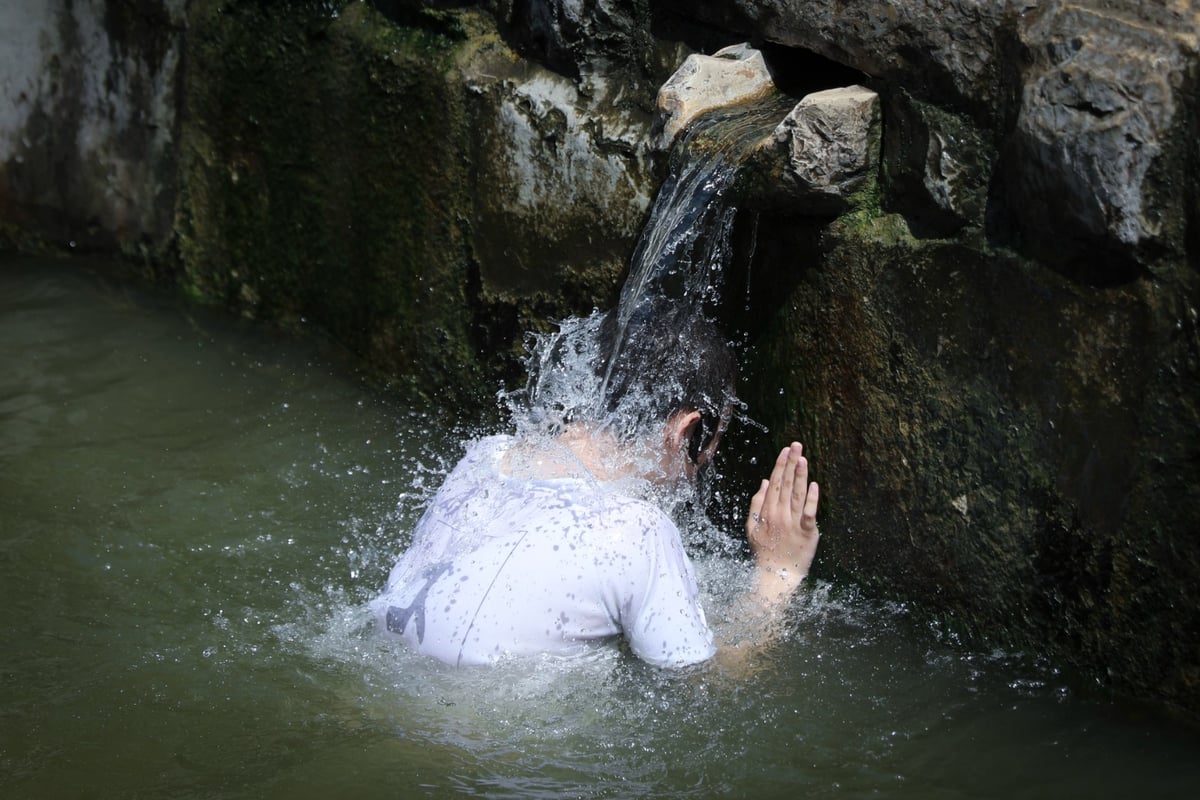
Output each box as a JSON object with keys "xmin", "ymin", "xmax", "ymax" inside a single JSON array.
[
  {"xmin": 731, "ymin": 204, "xmax": 1200, "ymax": 713},
  {"xmin": 177, "ymin": 0, "xmax": 489, "ymax": 405}
]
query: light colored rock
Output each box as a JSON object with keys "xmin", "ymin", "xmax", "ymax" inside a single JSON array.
[
  {"xmin": 461, "ymin": 41, "xmax": 659, "ymax": 294},
  {"xmin": 656, "ymin": 43, "xmax": 777, "ymax": 147},
  {"xmin": 774, "ymin": 85, "xmax": 880, "ymax": 207}
]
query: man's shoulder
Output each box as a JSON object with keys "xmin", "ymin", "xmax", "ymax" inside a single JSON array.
[{"xmin": 583, "ymin": 489, "xmax": 680, "ymax": 545}]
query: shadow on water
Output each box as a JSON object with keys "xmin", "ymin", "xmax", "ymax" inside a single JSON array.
[{"xmin": 2, "ymin": 256, "xmax": 1199, "ymax": 798}]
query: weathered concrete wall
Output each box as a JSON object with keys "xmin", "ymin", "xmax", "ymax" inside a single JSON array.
[{"xmin": 0, "ymin": 0, "xmax": 184, "ymax": 254}]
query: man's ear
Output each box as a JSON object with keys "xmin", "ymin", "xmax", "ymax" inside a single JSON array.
[{"xmin": 665, "ymin": 410, "xmax": 703, "ymax": 450}]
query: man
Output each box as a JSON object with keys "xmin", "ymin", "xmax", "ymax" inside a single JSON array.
[{"xmin": 370, "ymin": 307, "xmax": 820, "ymax": 667}]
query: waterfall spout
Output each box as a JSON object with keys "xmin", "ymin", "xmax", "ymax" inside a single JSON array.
[{"xmin": 601, "ymin": 98, "xmax": 791, "ymax": 399}]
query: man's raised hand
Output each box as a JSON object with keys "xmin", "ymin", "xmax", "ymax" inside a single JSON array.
[{"xmin": 746, "ymin": 442, "xmax": 820, "ymax": 595}]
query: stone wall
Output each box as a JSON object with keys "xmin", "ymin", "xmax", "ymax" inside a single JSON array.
[
  {"xmin": 650, "ymin": 0, "xmax": 1200, "ymax": 714},
  {"xmin": 173, "ymin": 0, "xmax": 688, "ymax": 403}
]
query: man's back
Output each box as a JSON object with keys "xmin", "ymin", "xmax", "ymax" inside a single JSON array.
[{"xmin": 370, "ymin": 436, "xmax": 715, "ymax": 667}]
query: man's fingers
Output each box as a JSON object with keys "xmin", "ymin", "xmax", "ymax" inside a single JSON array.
[
  {"xmin": 758, "ymin": 443, "xmax": 817, "ymax": 533},
  {"xmin": 768, "ymin": 446, "xmax": 789, "ymax": 501},
  {"xmin": 765, "ymin": 446, "xmax": 790, "ymax": 512},
  {"xmin": 776, "ymin": 442, "xmax": 800, "ymax": 502},
  {"xmin": 789, "ymin": 455, "xmax": 808, "ymax": 517},
  {"xmin": 802, "ymin": 481, "xmax": 820, "ymax": 534}
]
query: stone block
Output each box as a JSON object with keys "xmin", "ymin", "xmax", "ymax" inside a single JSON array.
[
  {"xmin": 773, "ymin": 85, "xmax": 880, "ymax": 211},
  {"xmin": 1004, "ymin": 0, "xmax": 1198, "ymax": 272},
  {"xmin": 656, "ymin": 43, "xmax": 777, "ymax": 147}
]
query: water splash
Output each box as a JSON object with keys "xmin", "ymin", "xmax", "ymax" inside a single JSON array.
[{"xmin": 511, "ymin": 97, "xmax": 790, "ymax": 451}]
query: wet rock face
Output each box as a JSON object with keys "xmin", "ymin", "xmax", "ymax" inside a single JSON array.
[
  {"xmin": 747, "ymin": 217, "xmax": 1200, "ymax": 716},
  {"xmin": 174, "ymin": 1, "xmax": 666, "ymax": 403},
  {"xmin": 492, "ymin": 0, "xmax": 656, "ymax": 84},
  {"xmin": 999, "ymin": 0, "xmax": 1198, "ymax": 280},
  {"xmin": 882, "ymin": 89, "xmax": 991, "ymax": 236},
  {"xmin": 462, "ymin": 34, "xmax": 660, "ymax": 302}
]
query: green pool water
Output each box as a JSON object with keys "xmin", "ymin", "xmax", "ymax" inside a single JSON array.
[{"xmin": 2, "ymin": 256, "xmax": 1196, "ymax": 799}]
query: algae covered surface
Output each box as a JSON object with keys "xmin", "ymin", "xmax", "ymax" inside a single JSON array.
[
  {"xmin": 734, "ymin": 209, "xmax": 1200, "ymax": 713},
  {"xmin": 177, "ymin": 0, "xmax": 483, "ymax": 401}
]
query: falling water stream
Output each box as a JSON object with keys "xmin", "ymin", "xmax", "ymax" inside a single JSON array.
[
  {"xmin": 524, "ymin": 99, "xmax": 789, "ymax": 447},
  {"xmin": 2, "ymin": 256, "xmax": 1199, "ymax": 798},
  {"xmin": 594, "ymin": 97, "xmax": 792, "ymax": 414}
]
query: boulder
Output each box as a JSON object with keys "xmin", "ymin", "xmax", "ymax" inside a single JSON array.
[
  {"xmin": 656, "ymin": 42, "xmax": 776, "ymax": 147},
  {"xmin": 772, "ymin": 85, "xmax": 880, "ymax": 213}
]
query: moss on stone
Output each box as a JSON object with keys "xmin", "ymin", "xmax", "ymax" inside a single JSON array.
[
  {"xmin": 172, "ymin": 1, "xmax": 654, "ymax": 411},
  {"xmin": 734, "ymin": 204, "xmax": 1200, "ymax": 713},
  {"xmin": 176, "ymin": 0, "xmax": 487, "ymax": 405}
]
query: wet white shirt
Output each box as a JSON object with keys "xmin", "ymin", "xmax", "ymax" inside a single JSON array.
[{"xmin": 370, "ymin": 435, "xmax": 716, "ymax": 667}]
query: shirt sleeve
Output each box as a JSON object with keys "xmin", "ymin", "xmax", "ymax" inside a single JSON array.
[{"xmin": 612, "ymin": 503, "xmax": 716, "ymax": 668}]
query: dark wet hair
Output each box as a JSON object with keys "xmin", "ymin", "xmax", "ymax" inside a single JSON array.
[{"xmin": 594, "ymin": 301, "xmax": 737, "ymax": 460}]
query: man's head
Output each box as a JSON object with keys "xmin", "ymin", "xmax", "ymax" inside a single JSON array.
[
  {"xmin": 593, "ymin": 301, "xmax": 737, "ymax": 469},
  {"xmin": 518, "ymin": 301, "xmax": 738, "ymax": 479}
]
